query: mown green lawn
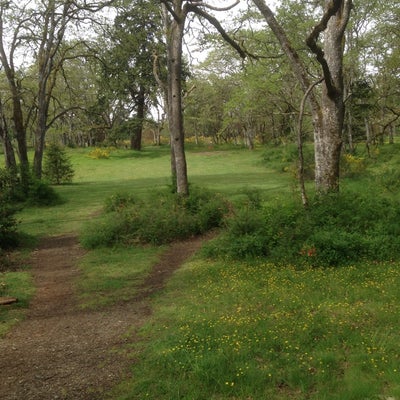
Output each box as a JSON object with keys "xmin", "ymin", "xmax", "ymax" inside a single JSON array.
[{"xmin": 16, "ymin": 145, "xmax": 291, "ymax": 236}]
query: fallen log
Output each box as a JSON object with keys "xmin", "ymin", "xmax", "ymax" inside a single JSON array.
[{"xmin": 0, "ymin": 297, "xmax": 18, "ymax": 305}]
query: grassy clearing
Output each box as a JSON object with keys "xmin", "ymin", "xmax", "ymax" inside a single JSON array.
[
  {"xmin": 3, "ymin": 143, "xmax": 400, "ymax": 399},
  {"xmin": 2, "ymin": 145, "xmax": 287, "ymax": 321},
  {"xmin": 109, "ymin": 258, "xmax": 400, "ymax": 400},
  {"xmin": 16, "ymin": 145, "xmax": 290, "ymax": 237}
]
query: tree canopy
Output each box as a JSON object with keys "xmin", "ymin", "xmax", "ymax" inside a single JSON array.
[{"xmin": 0, "ymin": 0, "xmax": 397, "ymax": 194}]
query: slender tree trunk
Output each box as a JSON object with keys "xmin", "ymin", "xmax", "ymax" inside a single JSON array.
[
  {"xmin": 365, "ymin": 117, "xmax": 371, "ymax": 156},
  {"xmin": 389, "ymin": 124, "xmax": 394, "ymax": 144},
  {"xmin": 33, "ymin": 84, "xmax": 48, "ymax": 179},
  {"xmin": 165, "ymin": 8, "xmax": 189, "ymax": 195},
  {"xmin": 347, "ymin": 110, "xmax": 354, "ymax": 153},
  {"xmin": 0, "ymin": 7, "xmax": 28, "ymax": 167},
  {"xmin": 0, "ymin": 99, "xmax": 16, "ymax": 169},
  {"xmin": 130, "ymin": 87, "xmax": 145, "ymax": 151},
  {"xmin": 0, "ymin": 125, "xmax": 16, "ymax": 169}
]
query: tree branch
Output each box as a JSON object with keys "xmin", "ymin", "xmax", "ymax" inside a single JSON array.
[
  {"xmin": 305, "ymin": 0, "xmax": 346, "ymax": 97},
  {"xmin": 187, "ymin": 4, "xmax": 246, "ymax": 59},
  {"xmin": 187, "ymin": 0, "xmax": 239, "ymax": 12}
]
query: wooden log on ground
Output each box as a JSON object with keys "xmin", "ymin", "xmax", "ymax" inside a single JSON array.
[{"xmin": 0, "ymin": 297, "xmax": 18, "ymax": 305}]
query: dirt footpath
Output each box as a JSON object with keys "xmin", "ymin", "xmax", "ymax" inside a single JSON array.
[{"xmin": 0, "ymin": 234, "xmax": 203, "ymax": 400}]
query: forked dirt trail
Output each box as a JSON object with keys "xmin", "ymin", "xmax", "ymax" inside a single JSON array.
[{"xmin": 0, "ymin": 234, "xmax": 204, "ymax": 400}]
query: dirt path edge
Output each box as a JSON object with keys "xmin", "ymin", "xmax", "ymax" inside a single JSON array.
[{"xmin": 0, "ymin": 234, "xmax": 205, "ymax": 400}]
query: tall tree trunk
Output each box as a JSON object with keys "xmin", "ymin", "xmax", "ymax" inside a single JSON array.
[
  {"xmin": 389, "ymin": 124, "xmax": 394, "ymax": 144},
  {"xmin": 365, "ymin": 117, "xmax": 371, "ymax": 156},
  {"xmin": 130, "ymin": 86, "xmax": 145, "ymax": 151},
  {"xmin": 165, "ymin": 5, "xmax": 189, "ymax": 195},
  {"xmin": 12, "ymin": 90, "xmax": 29, "ymax": 167},
  {"xmin": 253, "ymin": 0, "xmax": 351, "ymax": 195},
  {"xmin": 347, "ymin": 110, "xmax": 354, "ymax": 153},
  {"xmin": 0, "ymin": 123, "xmax": 16, "ymax": 169},
  {"xmin": 33, "ymin": 82, "xmax": 49, "ymax": 179},
  {"xmin": 0, "ymin": 6, "xmax": 29, "ymax": 167},
  {"xmin": 313, "ymin": 6, "xmax": 346, "ymax": 192},
  {"xmin": 0, "ymin": 99, "xmax": 16, "ymax": 169}
]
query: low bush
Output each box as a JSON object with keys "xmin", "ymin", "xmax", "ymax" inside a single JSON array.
[
  {"xmin": 0, "ymin": 168, "xmax": 20, "ymax": 249},
  {"xmin": 340, "ymin": 153, "xmax": 367, "ymax": 178},
  {"xmin": 104, "ymin": 192, "xmax": 136, "ymax": 212},
  {"xmin": 25, "ymin": 179, "xmax": 62, "ymax": 206},
  {"xmin": 203, "ymin": 190, "xmax": 400, "ymax": 267},
  {"xmin": 262, "ymin": 144, "xmax": 315, "ymax": 179},
  {"xmin": 0, "ymin": 164, "xmax": 62, "ymax": 253},
  {"xmin": 375, "ymin": 166, "xmax": 400, "ymax": 193},
  {"xmin": 80, "ymin": 186, "xmax": 228, "ymax": 248},
  {"xmin": 88, "ymin": 147, "xmax": 110, "ymax": 159},
  {"xmin": 0, "ymin": 201, "xmax": 19, "ymax": 249}
]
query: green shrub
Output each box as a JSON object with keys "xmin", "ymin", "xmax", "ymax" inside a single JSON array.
[
  {"xmin": 340, "ymin": 153, "xmax": 367, "ymax": 178},
  {"xmin": 26, "ymin": 179, "xmax": 63, "ymax": 206},
  {"xmin": 0, "ymin": 201, "xmax": 19, "ymax": 249},
  {"xmin": 1, "ymin": 164, "xmax": 62, "ymax": 207},
  {"xmin": 262, "ymin": 144, "xmax": 315, "ymax": 180},
  {"xmin": 43, "ymin": 143, "xmax": 74, "ymax": 185},
  {"xmin": 80, "ymin": 187, "xmax": 228, "ymax": 248},
  {"xmin": 203, "ymin": 190, "xmax": 400, "ymax": 267},
  {"xmin": 375, "ymin": 166, "xmax": 400, "ymax": 193},
  {"xmin": 104, "ymin": 192, "xmax": 136, "ymax": 212},
  {"xmin": 237, "ymin": 187, "xmax": 264, "ymax": 210},
  {"xmin": 88, "ymin": 147, "xmax": 110, "ymax": 159},
  {"xmin": 0, "ymin": 168, "xmax": 19, "ymax": 249}
]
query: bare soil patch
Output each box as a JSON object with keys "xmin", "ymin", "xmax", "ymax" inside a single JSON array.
[{"xmin": 0, "ymin": 234, "xmax": 204, "ymax": 400}]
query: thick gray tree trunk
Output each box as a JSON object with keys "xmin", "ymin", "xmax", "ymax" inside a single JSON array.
[
  {"xmin": 312, "ymin": 4, "xmax": 347, "ymax": 192},
  {"xmin": 253, "ymin": 0, "xmax": 352, "ymax": 194}
]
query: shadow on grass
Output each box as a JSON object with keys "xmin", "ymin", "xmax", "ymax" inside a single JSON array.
[{"xmin": 109, "ymin": 146, "xmax": 170, "ymax": 160}]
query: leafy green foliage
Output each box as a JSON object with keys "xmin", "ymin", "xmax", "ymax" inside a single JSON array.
[
  {"xmin": 340, "ymin": 153, "xmax": 367, "ymax": 178},
  {"xmin": 43, "ymin": 143, "xmax": 74, "ymax": 184},
  {"xmin": 88, "ymin": 147, "xmax": 110, "ymax": 159},
  {"xmin": 104, "ymin": 192, "xmax": 136, "ymax": 212},
  {"xmin": 375, "ymin": 166, "xmax": 400, "ymax": 193},
  {"xmin": 80, "ymin": 187, "xmax": 228, "ymax": 248},
  {"xmin": 25, "ymin": 179, "xmax": 63, "ymax": 206},
  {"xmin": 0, "ymin": 168, "xmax": 20, "ymax": 249},
  {"xmin": 204, "ymin": 190, "xmax": 400, "ymax": 267},
  {"xmin": 0, "ymin": 163, "xmax": 62, "ymax": 252},
  {"xmin": 262, "ymin": 143, "xmax": 315, "ymax": 179}
]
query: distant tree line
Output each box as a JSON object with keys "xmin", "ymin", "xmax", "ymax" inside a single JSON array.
[{"xmin": 0, "ymin": 0, "xmax": 398, "ymax": 195}]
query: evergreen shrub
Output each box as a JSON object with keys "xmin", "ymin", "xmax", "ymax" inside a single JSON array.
[
  {"xmin": 43, "ymin": 143, "xmax": 74, "ymax": 184},
  {"xmin": 80, "ymin": 187, "xmax": 228, "ymax": 248},
  {"xmin": 26, "ymin": 179, "xmax": 62, "ymax": 206},
  {"xmin": 203, "ymin": 190, "xmax": 400, "ymax": 267},
  {"xmin": 0, "ymin": 168, "xmax": 19, "ymax": 249}
]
